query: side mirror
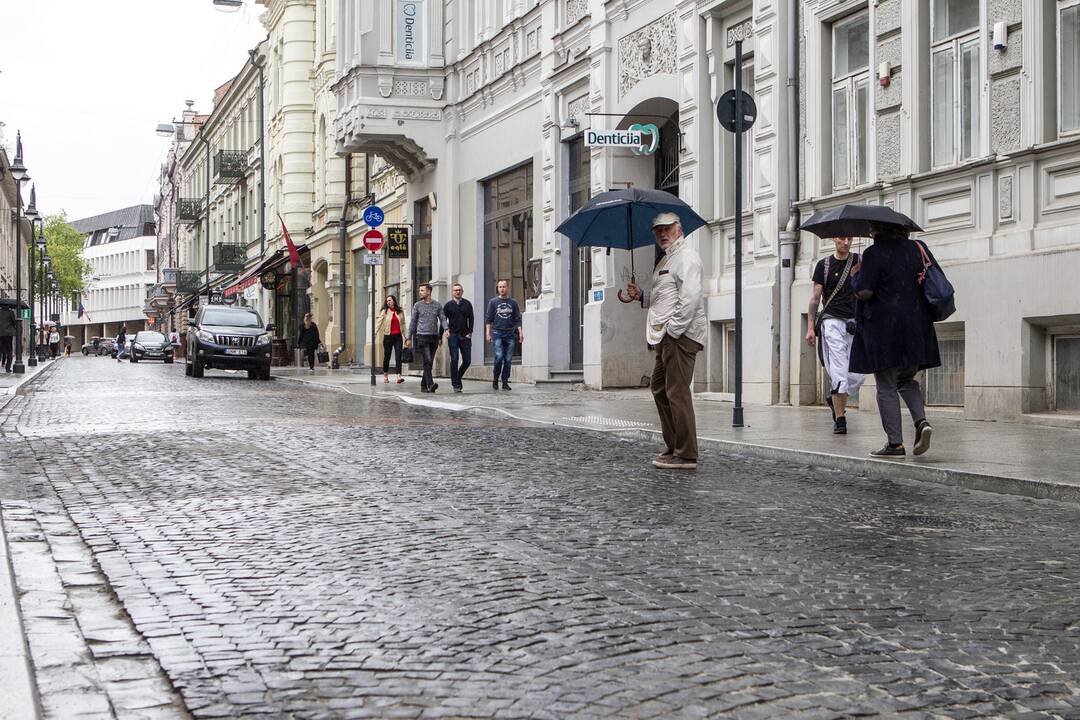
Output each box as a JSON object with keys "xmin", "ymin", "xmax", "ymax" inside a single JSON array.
[{"xmin": 265, "ymin": 323, "xmax": 275, "ymax": 332}]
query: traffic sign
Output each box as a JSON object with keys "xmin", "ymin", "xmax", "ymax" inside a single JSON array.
[
  {"xmin": 363, "ymin": 229, "xmax": 385, "ymax": 252},
  {"xmin": 19, "ymin": 309, "xmax": 30, "ymax": 320},
  {"xmin": 363, "ymin": 253, "xmax": 385, "ymax": 265},
  {"xmin": 716, "ymin": 90, "xmax": 758, "ymax": 133},
  {"xmin": 363, "ymin": 205, "xmax": 385, "ymax": 227}
]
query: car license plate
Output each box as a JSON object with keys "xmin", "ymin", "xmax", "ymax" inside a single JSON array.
[{"xmin": 225, "ymin": 348, "xmax": 247, "ymax": 355}]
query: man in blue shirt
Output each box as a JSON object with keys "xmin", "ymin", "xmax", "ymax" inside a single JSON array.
[{"xmin": 484, "ymin": 279, "xmax": 523, "ymax": 391}]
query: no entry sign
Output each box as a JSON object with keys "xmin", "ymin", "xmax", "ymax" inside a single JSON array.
[{"xmin": 363, "ymin": 229, "xmax": 384, "ymax": 252}]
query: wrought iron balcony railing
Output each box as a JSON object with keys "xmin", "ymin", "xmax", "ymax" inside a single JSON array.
[
  {"xmin": 177, "ymin": 199, "xmax": 202, "ymax": 223},
  {"xmin": 214, "ymin": 150, "xmax": 247, "ymax": 184},
  {"xmin": 175, "ymin": 271, "xmax": 203, "ymax": 294},
  {"xmin": 213, "ymin": 243, "xmax": 247, "ymax": 273}
]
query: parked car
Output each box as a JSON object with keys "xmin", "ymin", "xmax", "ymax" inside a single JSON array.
[
  {"xmin": 81, "ymin": 337, "xmax": 116, "ymax": 356},
  {"xmin": 130, "ymin": 331, "xmax": 174, "ymax": 364},
  {"xmin": 186, "ymin": 306, "xmax": 273, "ymax": 380}
]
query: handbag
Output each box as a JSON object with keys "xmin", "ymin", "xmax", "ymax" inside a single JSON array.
[
  {"xmin": 915, "ymin": 240, "xmax": 957, "ymax": 322},
  {"xmin": 316, "ymin": 345, "xmax": 330, "ymax": 364},
  {"xmin": 401, "ymin": 346, "xmax": 414, "ymax": 364}
]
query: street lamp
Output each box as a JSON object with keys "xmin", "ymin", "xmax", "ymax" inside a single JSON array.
[
  {"xmin": 24, "ymin": 186, "xmax": 40, "ymax": 366},
  {"xmin": 9, "ymin": 132, "xmax": 29, "ymax": 374},
  {"xmin": 36, "ymin": 231, "xmax": 49, "ymax": 362},
  {"xmin": 213, "ymin": 0, "xmax": 243, "ymax": 11}
]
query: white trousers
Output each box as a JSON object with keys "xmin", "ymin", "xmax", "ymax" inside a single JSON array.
[{"xmin": 822, "ymin": 318, "xmax": 865, "ymax": 396}]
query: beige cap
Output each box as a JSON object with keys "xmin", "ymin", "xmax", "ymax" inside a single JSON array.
[{"xmin": 651, "ymin": 211, "xmax": 681, "ymax": 228}]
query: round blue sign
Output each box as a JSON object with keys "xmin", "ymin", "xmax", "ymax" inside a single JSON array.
[{"xmin": 363, "ymin": 206, "xmax": 385, "ymax": 227}]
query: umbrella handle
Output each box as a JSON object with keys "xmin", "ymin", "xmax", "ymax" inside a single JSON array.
[{"xmin": 617, "ymin": 273, "xmax": 638, "ymax": 304}]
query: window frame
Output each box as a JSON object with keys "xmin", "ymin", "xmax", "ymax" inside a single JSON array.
[
  {"xmin": 1059, "ymin": 0, "xmax": 1080, "ymax": 136},
  {"xmin": 830, "ymin": 10, "xmax": 872, "ymax": 191},
  {"xmin": 930, "ymin": 0, "xmax": 983, "ymax": 168}
]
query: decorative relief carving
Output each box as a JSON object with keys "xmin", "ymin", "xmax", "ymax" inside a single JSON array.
[
  {"xmin": 998, "ymin": 174, "xmax": 1014, "ymax": 221},
  {"xmin": 566, "ymin": 0, "xmax": 588, "ymax": 26},
  {"xmin": 567, "ymin": 95, "xmax": 589, "ymax": 126},
  {"xmin": 393, "ymin": 80, "xmax": 429, "ymax": 97},
  {"xmin": 618, "ymin": 12, "xmax": 677, "ymax": 99},
  {"xmin": 392, "ymin": 108, "xmax": 441, "ymax": 121}
]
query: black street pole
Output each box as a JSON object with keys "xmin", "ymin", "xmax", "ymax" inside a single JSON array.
[
  {"xmin": 11, "ymin": 134, "xmax": 26, "ymax": 374},
  {"xmin": 733, "ymin": 40, "xmax": 745, "ymax": 428},
  {"xmin": 370, "ymin": 263, "xmax": 376, "ymax": 386},
  {"xmin": 27, "ymin": 221, "xmax": 38, "ymax": 367}
]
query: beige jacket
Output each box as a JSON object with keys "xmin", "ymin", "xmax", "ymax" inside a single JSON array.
[
  {"xmin": 375, "ymin": 308, "xmax": 406, "ymax": 341},
  {"xmin": 640, "ymin": 236, "xmax": 707, "ymax": 347}
]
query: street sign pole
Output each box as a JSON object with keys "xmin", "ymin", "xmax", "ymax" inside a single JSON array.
[
  {"xmin": 733, "ymin": 40, "xmax": 745, "ymax": 428},
  {"xmin": 371, "ymin": 263, "xmax": 377, "ymax": 386}
]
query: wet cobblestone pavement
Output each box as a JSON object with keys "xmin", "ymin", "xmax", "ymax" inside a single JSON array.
[{"xmin": 3, "ymin": 357, "xmax": 1080, "ymax": 718}]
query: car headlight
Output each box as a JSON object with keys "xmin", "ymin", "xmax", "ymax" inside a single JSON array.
[
  {"xmin": 133, "ymin": 343, "xmax": 144, "ymax": 350},
  {"xmin": 196, "ymin": 330, "xmax": 215, "ymax": 343},
  {"xmin": 255, "ymin": 333, "xmax": 271, "ymax": 346}
]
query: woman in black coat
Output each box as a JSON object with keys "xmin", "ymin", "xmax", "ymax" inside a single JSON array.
[
  {"xmin": 296, "ymin": 313, "xmax": 321, "ymax": 374},
  {"xmin": 850, "ymin": 225, "xmax": 941, "ymax": 458}
]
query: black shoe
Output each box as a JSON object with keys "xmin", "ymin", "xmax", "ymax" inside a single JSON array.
[
  {"xmin": 430, "ymin": 383, "xmax": 438, "ymax": 393},
  {"xmin": 492, "ymin": 380, "xmax": 499, "ymax": 390},
  {"xmin": 825, "ymin": 395, "xmax": 836, "ymax": 421},
  {"xmin": 453, "ymin": 387, "xmax": 462, "ymax": 393},
  {"xmin": 913, "ymin": 420, "xmax": 933, "ymax": 456},
  {"xmin": 871, "ymin": 444, "xmax": 905, "ymax": 457},
  {"xmin": 833, "ymin": 416, "xmax": 847, "ymax": 435},
  {"xmin": 501, "ymin": 383, "xmax": 511, "ymax": 391}
]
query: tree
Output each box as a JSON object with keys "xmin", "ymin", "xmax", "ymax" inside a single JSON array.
[{"xmin": 38, "ymin": 213, "xmax": 90, "ymax": 303}]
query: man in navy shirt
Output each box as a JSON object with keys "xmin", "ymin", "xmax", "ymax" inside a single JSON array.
[
  {"xmin": 484, "ymin": 279, "xmax": 523, "ymax": 391},
  {"xmin": 443, "ymin": 283, "xmax": 474, "ymax": 393}
]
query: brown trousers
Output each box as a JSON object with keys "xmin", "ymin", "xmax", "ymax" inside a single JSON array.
[{"xmin": 650, "ymin": 333, "xmax": 703, "ymax": 461}]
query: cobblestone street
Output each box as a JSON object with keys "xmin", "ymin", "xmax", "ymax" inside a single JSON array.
[{"xmin": 3, "ymin": 356, "xmax": 1080, "ymax": 719}]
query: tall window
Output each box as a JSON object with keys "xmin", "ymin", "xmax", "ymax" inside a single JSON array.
[
  {"xmin": 483, "ymin": 163, "xmax": 533, "ymax": 309},
  {"xmin": 832, "ymin": 12, "xmax": 870, "ymax": 190},
  {"xmin": 1061, "ymin": 2, "xmax": 1080, "ymax": 134},
  {"xmin": 726, "ymin": 61, "xmax": 754, "ymax": 212},
  {"xmin": 931, "ymin": 0, "xmax": 981, "ymax": 167},
  {"xmin": 412, "ymin": 198, "xmax": 432, "ymax": 302}
]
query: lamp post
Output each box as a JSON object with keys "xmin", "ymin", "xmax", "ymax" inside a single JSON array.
[
  {"xmin": 10, "ymin": 132, "xmax": 29, "ymax": 374},
  {"xmin": 39, "ymin": 247, "xmax": 50, "ymax": 361},
  {"xmin": 24, "ymin": 186, "xmax": 40, "ymax": 366}
]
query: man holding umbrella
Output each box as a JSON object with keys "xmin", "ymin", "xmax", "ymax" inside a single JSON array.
[{"xmin": 625, "ymin": 213, "xmax": 707, "ymax": 470}]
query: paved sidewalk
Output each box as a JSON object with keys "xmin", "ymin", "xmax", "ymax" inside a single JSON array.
[
  {"xmin": 0, "ymin": 356, "xmax": 59, "ymax": 397},
  {"xmin": 275, "ymin": 367, "xmax": 1080, "ymax": 502}
]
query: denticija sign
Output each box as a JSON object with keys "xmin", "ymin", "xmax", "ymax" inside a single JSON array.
[{"xmin": 396, "ymin": 0, "xmax": 425, "ymax": 64}]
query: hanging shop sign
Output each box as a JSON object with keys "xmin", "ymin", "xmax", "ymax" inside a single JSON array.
[
  {"xmin": 386, "ymin": 226, "xmax": 410, "ymax": 258},
  {"xmin": 395, "ymin": 0, "xmax": 425, "ymax": 64},
  {"xmin": 584, "ymin": 124, "xmax": 660, "ymax": 156},
  {"xmin": 260, "ymin": 270, "xmax": 278, "ymax": 290}
]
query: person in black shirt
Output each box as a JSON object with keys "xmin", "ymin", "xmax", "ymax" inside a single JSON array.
[
  {"xmin": 806, "ymin": 236, "xmax": 865, "ymax": 434},
  {"xmin": 442, "ymin": 283, "xmax": 474, "ymax": 393}
]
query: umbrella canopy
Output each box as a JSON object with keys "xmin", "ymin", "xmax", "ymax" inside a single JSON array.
[
  {"xmin": 0, "ymin": 297, "xmax": 30, "ymax": 310},
  {"xmin": 801, "ymin": 203, "xmax": 922, "ymax": 239},
  {"xmin": 555, "ymin": 188, "xmax": 707, "ymax": 251},
  {"xmin": 64, "ymin": 335, "xmax": 76, "ymax": 340}
]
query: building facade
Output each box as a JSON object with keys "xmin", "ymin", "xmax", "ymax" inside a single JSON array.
[
  {"xmin": 62, "ymin": 205, "xmax": 158, "ymax": 344},
  {"xmin": 0, "ymin": 143, "xmax": 33, "ymax": 353},
  {"xmin": 329, "ymin": 0, "xmax": 1080, "ymax": 420}
]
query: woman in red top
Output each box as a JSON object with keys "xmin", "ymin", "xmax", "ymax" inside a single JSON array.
[{"xmin": 376, "ymin": 295, "xmax": 407, "ymax": 384}]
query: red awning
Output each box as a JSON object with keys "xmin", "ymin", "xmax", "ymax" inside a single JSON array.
[{"xmin": 223, "ymin": 274, "xmax": 260, "ymax": 298}]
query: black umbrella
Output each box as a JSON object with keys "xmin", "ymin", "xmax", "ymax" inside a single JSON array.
[
  {"xmin": 0, "ymin": 297, "xmax": 30, "ymax": 310},
  {"xmin": 802, "ymin": 203, "xmax": 922, "ymax": 239}
]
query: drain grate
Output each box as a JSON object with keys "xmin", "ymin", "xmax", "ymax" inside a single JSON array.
[{"xmin": 563, "ymin": 415, "xmax": 653, "ymax": 429}]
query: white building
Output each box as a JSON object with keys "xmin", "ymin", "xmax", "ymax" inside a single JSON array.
[
  {"xmin": 62, "ymin": 206, "xmax": 158, "ymax": 344},
  {"xmin": 329, "ymin": 0, "xmax": 1080, "ymax": 421}
]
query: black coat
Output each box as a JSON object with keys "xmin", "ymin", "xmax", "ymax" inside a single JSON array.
[
  {"xmin": 297, "ymin": 323, "xmax": 321, "ymax": 350},
  {"xmin": 0, "ymin": 307, "xmax": 15, "ymax": 337},
  {"xmin": 849, "ymin": 235, "xmax": 941, "ymax": 375}
]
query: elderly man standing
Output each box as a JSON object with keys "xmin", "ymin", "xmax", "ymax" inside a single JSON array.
[{"xmin": 625, "ymin": 212, "xmax": 707, "ymax": 470}]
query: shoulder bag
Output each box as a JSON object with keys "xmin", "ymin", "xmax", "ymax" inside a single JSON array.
[{"xmin": 914, "ymin": 241, "xmax": 956, "ymax": 322}]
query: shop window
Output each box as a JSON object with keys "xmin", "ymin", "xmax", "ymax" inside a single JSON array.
[
  {"xmin": 931, "ymin": 0, "xmax": 981, "ymax": 167},
  {"xmin": 483, "ymin": 163, "xmax": 532, "ymax": 308},
  {"xmin": 1053, "ymin": 335, "xmax": 1080, "ymax": 412},
  {"xmin": 412, "ymin": 198, "xmax": 432, "ymax": 302},
  {"xmin": 1061, "ymin": 2, "xmax": 1080, "ymax": 134},
  {"xmin": 384, "ymin": 257, "xmax": 401, "ymax": 306},
  {"xmin": 146, "ymin": 250, "xmax": 155, "ymax": 271},
  {"xmin": 831, "ymin": 11, "xmax": 871, "ymax": 190},
  {"xmin": 925, "ymin": 332, "xmax": 965, "ymax": 406}
]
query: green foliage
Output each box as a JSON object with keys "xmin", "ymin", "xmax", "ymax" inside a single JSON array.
[{"xmin": 37, "ymin": 213, "xmax": 90, "ymax": 301}]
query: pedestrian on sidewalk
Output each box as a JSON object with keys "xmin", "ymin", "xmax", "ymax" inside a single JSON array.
[
  {"xmin": 169, "ymin": 330, "xmax": 181, "ymax": 359},
  {"xmin": 850, "ymin": 224, "xmax": 941, "ymax": 457},
  {"xmin": 484, "ymin": 279, "xmax": 522, "ymax": 391},
  {"xmin": 48, "ymin": 326, "xmax": 60, "ymax": 359},
  {"xmin": 116, "ymin": 327, "xmax": 127, "ymax": 362},
  {"xmin": 406, "ymin": 283, "xmax": 446, "ymax": 393},
  {"xmin": 297, "ymin": 313, "xmax": 321, "ymax": 374},
  {"xmin": 625, "ymin": 212, "xmax": 707, "ymax": 471},
  {"xmin": 0, "ymin": 302, "xmax": 16, "ymax": 373},
  {"xmin": 806, "ymin": 236, "xmax": 865, "ymax": 435},
  {"xmin": 444, "ymin": 283, "xmax": 474, "ymax": 393},
  {"xmin": 376, "ymin": 295, "xmax": 406, "ymax": 384}
]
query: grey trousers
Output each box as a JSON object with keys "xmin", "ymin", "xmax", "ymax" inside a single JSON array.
[{"xmin": 874, "ymin": 365, "xmax": 927, "ymax": 446}]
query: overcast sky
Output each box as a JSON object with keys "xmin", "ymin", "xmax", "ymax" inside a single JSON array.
[{"xmin": 0, "ymin": 0, "xmax": 267, "ymax": 222}]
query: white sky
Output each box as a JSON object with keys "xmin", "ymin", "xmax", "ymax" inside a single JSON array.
[{"xmin": 0, "ymin": 0, "xmax": 267, "ymax": 222}]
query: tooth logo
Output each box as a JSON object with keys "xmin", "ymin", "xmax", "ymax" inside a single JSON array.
[{"xmin": 629, "ymin": 123, "xmax": 660, "ymax": 156}]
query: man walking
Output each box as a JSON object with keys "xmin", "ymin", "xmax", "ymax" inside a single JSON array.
[
  {"xmin": 806, "ymin": 236, "xmax": 864, "ymax": 434},
  {"xmin": 443, "ymin": 283, "xmax": 474, "ymax": 393},
  {"xmin": 0, "ymin": 301, "xmax": 16, "ymax": 373},
  {"xmin": 484, "ymin": 279, "xmax": 522, "ymax": 391},
  {"xmin": 625, "ymin": 212, "xmax": 707, "ymax": 470},
  {"xmin": 406, "ymin": 283, "xmax": 447, "ymax": 393}
]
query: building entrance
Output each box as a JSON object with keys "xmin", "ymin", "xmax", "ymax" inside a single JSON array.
[{"xmin": 567, "ymin": 137, "xmax": 591, "ymax": 369}]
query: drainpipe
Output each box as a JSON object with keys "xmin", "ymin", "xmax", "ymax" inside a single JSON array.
[
  {"xmin": 778, "ymin": 0, "xmax": 801, "ymax": 405},
  {"xmin": 334, "ymin": 154, "xmax": 351, "ymax": 368}
]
